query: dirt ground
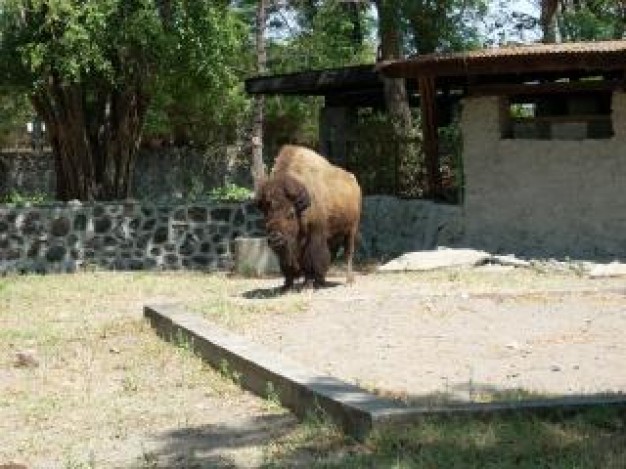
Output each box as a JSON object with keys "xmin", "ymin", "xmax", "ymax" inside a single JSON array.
[
  {"xmin": 224, "ymin": 266, "xmax": 626, "ymax": 405},
  {"xmin": 2, "ymin": 266, "xmax": 625, "ymax": 468}
]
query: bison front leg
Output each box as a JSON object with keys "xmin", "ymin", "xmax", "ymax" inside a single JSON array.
[
  {"xmin": 301, "ymin": 227, "xmax": 331, "ymax": 289},
  {"xmin": 279, "ymin": 262, "xmax": 300, "ymax": 292}
]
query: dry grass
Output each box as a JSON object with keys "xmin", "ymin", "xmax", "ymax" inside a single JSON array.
[
  {"xmin": 0, "ymin": 272, "xmax": 291, "ymax": 468},
  {"xmin": 1, "ymin": 268, "xmax": 624, "ymax": 468}
]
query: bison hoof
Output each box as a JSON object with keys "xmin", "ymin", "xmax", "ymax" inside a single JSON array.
[{"xmin": 302, "ymin": 278, "xmax": 326, "ymax": 290}]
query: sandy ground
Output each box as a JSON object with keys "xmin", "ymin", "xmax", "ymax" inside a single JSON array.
[
  {"xmin": 233, "ymin": 268, "xmax": 626, "ymax": 404},
  {"xmin": 2, "ymin": 267, "xmax": 624, "ymax": 468}
]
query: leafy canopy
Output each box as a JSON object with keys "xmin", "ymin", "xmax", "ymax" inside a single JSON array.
[{"xmin": 0, "ymin": 0, "xmax": 247, "ymax": 143}]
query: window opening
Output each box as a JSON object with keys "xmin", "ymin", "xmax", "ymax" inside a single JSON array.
[{"xmin": 501, "ymin": 92, "xmax": 613, "ymax": 140}]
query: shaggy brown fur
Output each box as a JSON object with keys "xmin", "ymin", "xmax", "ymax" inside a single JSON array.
[{"xmin": 255, "ymin": 145, "xmax": 362, "ymax": 290}]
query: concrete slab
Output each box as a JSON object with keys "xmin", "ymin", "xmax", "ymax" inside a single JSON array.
[
  {"xmin": 233, "ymin": 237, "xmax": 280, "ymax": 276},
  {"xmin": 145, "ymin": 304, "xmax": 626, "ymax": 441},
  {"xmin": 378, "ymin": 248, "xmax": 490, "ymax": 272},
  {"xmin": 588, "ymin": 261, "xmax": 626, "ymax": 278},
  {"xmin": 144, "ymin": 304, "xmax": 406, "ymax": 440}
]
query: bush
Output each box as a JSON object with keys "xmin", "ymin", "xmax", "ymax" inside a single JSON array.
[
  {"xmin": 208, "ymin": 183, "xmax": 253, "ymax": 202},
  {"xmin": 1, "ymin": 191, "xmax": 50, "ymax": 205}
]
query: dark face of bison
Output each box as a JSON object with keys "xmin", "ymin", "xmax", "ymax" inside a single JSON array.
[{"xmin": 255, "ymin": 175, "xmax": 310, "ymax": 252}]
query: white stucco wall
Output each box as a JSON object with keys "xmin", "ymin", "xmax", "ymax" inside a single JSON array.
[{"xmin": 461, "ymin": 92, "xmax": 626, "ymax": 260}]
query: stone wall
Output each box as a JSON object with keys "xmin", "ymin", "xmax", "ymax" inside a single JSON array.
[
  {"xmin": 359, "ymin": 196, "xmax": 463, "ymax": 261},
  {"xmin": 0, "ymin": 152, "xmax": 55, "ymax": 199},
  {"xmin": 461, "ymin": 92, "xmax": 626, "ymax": 260},
  {"xmin": 0, "ymin": 146, "xmax": 251, "ymax": 201},
  {"xmin": 0, "ymin": 196, "xmax": 462, "ymax": 274},
  {"xmin": 0, "ymin": 200, "xmax": 265, "ymax": 274}
]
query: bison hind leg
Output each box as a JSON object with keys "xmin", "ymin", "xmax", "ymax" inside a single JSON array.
[{"xmin": 344, "ymin": 226, "xmax": 358, "ymax": 285}]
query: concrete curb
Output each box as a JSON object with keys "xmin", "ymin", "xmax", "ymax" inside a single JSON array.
[{"xmin": 145, "ymin": 304, "xmax": 626, "ymax": 441}]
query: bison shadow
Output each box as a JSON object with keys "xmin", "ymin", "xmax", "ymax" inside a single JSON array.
[{"xmin": 242, "ymin": 280, "xmax": 343, "ymax": 299}]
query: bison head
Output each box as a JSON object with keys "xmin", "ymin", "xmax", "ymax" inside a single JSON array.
[{"xmin": 255, "ymin": 175, "xmax": 310, "ymax": 252}]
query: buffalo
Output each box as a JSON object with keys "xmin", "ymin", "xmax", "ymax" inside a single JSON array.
[{"xmin": 255, "ymin": 145, "xmax": 362, "ymax": 291}]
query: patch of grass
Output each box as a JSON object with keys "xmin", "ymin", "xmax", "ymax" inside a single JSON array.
[
  {"xmin": 191, "ymin": 283, "xmax": 310, "ymax": 330},
  {"xmin": 0, "ymin": 271, "xmax": 286, "ymax": 468},
  {"xmin": 262, "ymin": 408, "xmax": 626, "ymax": 468},
  {"xmin": 262, "ymin": 403, "xmax": 349, "ymax": 467}
]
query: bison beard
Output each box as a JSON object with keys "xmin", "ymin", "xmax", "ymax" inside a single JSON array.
[{"xmin": 255, "ymin": 145, "xmax": 361, "ymax": 291}]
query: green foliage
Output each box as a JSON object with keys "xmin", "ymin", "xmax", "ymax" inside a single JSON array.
[
  {"xmin": 278, "ymin": 0, "xmax": 375, "ymax": 72},
  {"xmin": 208, "ymin": 183, "xmax": 253, "ymax": 202},
  {"xmin": 1, "ymin": 190, "xmax": 50, "ymax": 205},
  {"xmin": 143, "ymin": 1, "xmax": 250, "ymax": 147},
  {"xmin": 218, "ymin": 358, "xmax": 242, "ymax": 386},
  {"xmin": 264, "ymin": 408, "xmax": 626, "ymax": 467},
  {"xmin": 0, "ymin": 0, "xmax": 165, "ymax": 87},
  {"xmin": 259, "ymin": 0, "xmax": 376, "ymax": 151},
  {"xmin": 0, "ymin": 1, "xmax": 250, "ymax": 199},
  {"xmin": 263, "ymin": 381, "xmax": 283, "ymax": 410},
  {"xmin": 0, "ymin": 91, "xmax": 32, "ymax": 148},
  {"xmin": 347, "ymin": 109, "xmax": 425, "ymax": 197},
  {"xmin": 263, "ymin": 94, "xmax": 322, "ymax": 157},
  {"xmin": 559, "ymin": 4, "xmax": 621, "ymax": 41},
  {"xmin": 401, "ymin": 0, "xmax": 489, "ymax": 54}
]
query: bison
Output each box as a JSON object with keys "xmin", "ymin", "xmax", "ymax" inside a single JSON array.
[{"xmin": 255, "ymin": 145, "xmax": 362, "ymax": 291}]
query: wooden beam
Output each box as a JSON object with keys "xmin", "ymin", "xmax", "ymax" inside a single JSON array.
[
  {"xmin": 418, "ymin": 75, "xmax": 442, "ymax": 199},
  {"xmin": 245, "ymin": 64, "xmax": 381, "ymax": 96},
  {"xmin": 469, "ymin": 80, "xmax": 623, "ymax": 97}
]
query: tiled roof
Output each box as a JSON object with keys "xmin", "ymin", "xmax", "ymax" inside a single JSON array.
[{"xmin": 380, "ymin": 40, "xmax": 626, "ymax": 78}]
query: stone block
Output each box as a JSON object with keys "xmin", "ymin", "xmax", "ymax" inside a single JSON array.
[
  {"xmin": 378, "ymin": 248, "xmax": 490, "ymax": 272},
  {"xmin": 233, "ymin": 237, "xmax": 280, "ymax": 276}
]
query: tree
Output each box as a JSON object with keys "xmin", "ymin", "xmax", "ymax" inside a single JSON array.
[
  {"xmin": 402, "ymin": 0, "xmax": 487, "ymax": 54},
  {"xmin": 252, "ymin": 0, "xmax": 375, "ymax": 157},
  {"xmin": 372, "ymin": 0, "xmax": 487, "ymax": 197},
  {"xmin": 252, "ymin": 0, "xmax": 268, "ymax": 190},
  {"xmin": 534, "ymin": 0, "xmax": 626, "ymax": 42},
  {"xmin": 0, "ymin": 0, "xmax": 244, "ymax": 201},
  {"xmin": 558, "ymin": 0, "xmax": 626, "ymax": 40},
  {"xmin": 373, "ymin": 0, "xmax": 411, "ymax": 130},
  {"xmin": 272, "ymin": 0, "xmax": 373, "ymax": 72},
  {"xmin": 540, "ymin": 0, "xmax": 559, "ymax": 42}
]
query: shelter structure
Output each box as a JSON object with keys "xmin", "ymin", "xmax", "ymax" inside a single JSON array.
[
  {"xmin": 380, "ymin": 40, "xmax": 626, "ymax": 259},
  {"xmin": 247, "ymin": 41, "xmax": 626, "ymax": 259},
  {"xmin": 246, "ymin": 64, "xmax": 382, "ymax": 164},
  {"xmin": 245, "ymin": 65, "xmax": 458, "ymax": 198}
]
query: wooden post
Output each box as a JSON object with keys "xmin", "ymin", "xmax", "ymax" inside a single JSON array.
[{"xmin": 418, "ymin": 75, "xmax": 442, "ymax": 199}]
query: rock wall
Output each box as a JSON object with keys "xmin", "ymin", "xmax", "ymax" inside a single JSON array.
[
  {"xmin": 0, "ymin": 146, "xmax": 250, "ymax": 201},
  {"xmin": 0, "ymin": 196, "xmax": 462, "ymax": 274},
  {"xmin": 0, "ymin": 152, "xmax": 55, "ymax": 199},
  {"xmin": 0, "ymin": 200, "xmax": 265, "ymax": 274},
  {"xmin": 359, "ymin": 196, "xmax": 463, "ymax": 261}
]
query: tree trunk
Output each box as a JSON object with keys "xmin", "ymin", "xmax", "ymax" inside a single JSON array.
[
  {"xmin": 612, "ymin": 0, "xmax": 626, "ymax": 39},
  {"xmin": 31, "ymin": 74, "xmax": 148, "ymax": 201},
  {"xmin": 375, "ymin": 0, "xmax": 411, "ymax": 128},
  {"xmin": 252, "ymin": 0, "xmax": 268, "ymax": 191},
  {"xmin": 541, "ymin": 0, "xmax": 560, "ymax": 43},
  {"xmin": 374, "ymin": 0, "xmax": 417, "ymax": 196},
  {"xmin": 406, "ymin": 2, "xmax": 447, "ymax": 55}
]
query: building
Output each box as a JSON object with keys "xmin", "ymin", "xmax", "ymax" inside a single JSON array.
[{"xmin": 247, "ymin": 41, "xmax": 626, "ymax": 260}]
